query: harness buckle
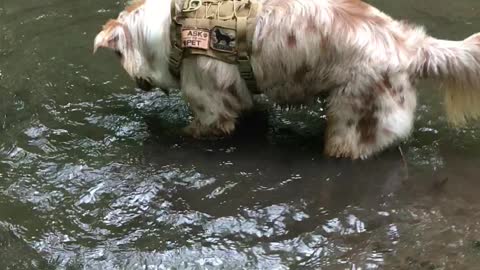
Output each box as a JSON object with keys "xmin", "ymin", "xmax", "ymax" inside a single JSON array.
[{"xmin": 182, "ymin": 0, "xmax": 203, "ymax": 12}]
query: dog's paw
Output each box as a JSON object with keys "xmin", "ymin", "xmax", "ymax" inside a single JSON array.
[
  {"xmin": 217, "ymin": 119, "xmax": 236, "ymax": 135},
  {"xmin": 182, "ymin": 123, "xmax": 205, "ymax": 139},
  {"xmin": 182, "ymin": 117, "xmax": 237, "ymax": 139},
  {"xmin": 324, "ymin": 141, "xmax": 362, "ymax": 160},
  {"xmin": 182, "ymin": 123, "xmax": 224, "ymax": 139}
]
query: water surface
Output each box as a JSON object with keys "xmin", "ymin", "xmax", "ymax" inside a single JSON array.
[{"xmin": 1, "ymin": 0, "xmax": 480, "ymax": 269}]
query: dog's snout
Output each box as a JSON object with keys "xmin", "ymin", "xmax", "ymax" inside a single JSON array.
[{"xmin": 135, "ymin": 77, "xmax": 153, "ymax": 91}]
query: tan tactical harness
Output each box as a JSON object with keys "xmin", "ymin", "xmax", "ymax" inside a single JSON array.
[{"xmin": 169, "ymin": 0, "xmax": 260, "ymax": 91}]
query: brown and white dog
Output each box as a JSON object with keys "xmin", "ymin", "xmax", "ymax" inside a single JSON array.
[{"xmin": 94, "ymin": 0, "xmax": 480, "ymax": 159}]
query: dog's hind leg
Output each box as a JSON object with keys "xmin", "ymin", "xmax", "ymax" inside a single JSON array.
[
  {"xmin": 324, "ymin": 72, "xmax": 417, "ymax": 159},
  {"xmin": 180, "ymin": 56, "xmax": 253, "ymax": 138}
]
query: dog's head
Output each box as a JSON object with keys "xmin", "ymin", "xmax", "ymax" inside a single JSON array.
[{"xmin": 94, "ymin": 0, "xmax": 177, "ymax": 92}]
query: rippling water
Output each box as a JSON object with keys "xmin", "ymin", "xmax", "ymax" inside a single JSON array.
[{"xmin": 2, "ymin": 0, "xmax": 480, "ymax": 269}]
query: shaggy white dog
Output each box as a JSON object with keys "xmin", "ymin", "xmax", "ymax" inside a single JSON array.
[{"xmin": 94, "ymin": 0, "xmax": 480, "ymax": 159}]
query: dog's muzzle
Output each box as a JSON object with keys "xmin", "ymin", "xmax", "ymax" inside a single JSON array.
[
  {"xmin": 135, "ymin": 77, "xmax": 153, "ymax": 91},
  {"xmin": 135, "ymin": 77, "xmax": 170, "ymax": 95}
]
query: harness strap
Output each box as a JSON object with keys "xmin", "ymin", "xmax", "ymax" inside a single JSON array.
[
  {"xmin": 169, "ymin": 0, "xmax": 183, "ymax": 78},
  {"xmin": 235, "ymin": 3, "xmax": 256, "ymax": 91}
]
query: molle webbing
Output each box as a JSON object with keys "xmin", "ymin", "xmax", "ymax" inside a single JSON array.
[{"xmin": 169, "ymin": 0, "xmax": 259, "ymax": 92}]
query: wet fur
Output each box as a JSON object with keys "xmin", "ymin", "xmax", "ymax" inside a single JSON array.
[{"xmin": 94, "ymin": 0, "xmax": 480, "ymax": 159}]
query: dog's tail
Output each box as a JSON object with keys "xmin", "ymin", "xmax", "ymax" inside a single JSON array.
[{"xmin": 411, "ymin": 33, "xmax": 480, "ymax": 126}]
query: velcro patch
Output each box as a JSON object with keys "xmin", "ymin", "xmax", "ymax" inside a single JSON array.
[
  {"xmin": 210, "ymin": 27, "xmax": 236, "ymax": 53},
  {"xmin": 181, "ymin": 28, "xmax": 210, "ymax": 50}
]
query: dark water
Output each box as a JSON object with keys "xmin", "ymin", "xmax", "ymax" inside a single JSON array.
[{"xmin": 1, "ymin": 0, "xmax": 480, "ymax": 269}]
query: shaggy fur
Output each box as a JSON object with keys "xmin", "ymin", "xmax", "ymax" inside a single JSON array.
[{"xmin": 94, "ymin": 0, "xmax": 480, "ymax": 159}]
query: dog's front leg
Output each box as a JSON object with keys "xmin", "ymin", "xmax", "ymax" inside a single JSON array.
[{"xmin": 180, "ymin": 56, "xmax": 253, "ymax": 138}]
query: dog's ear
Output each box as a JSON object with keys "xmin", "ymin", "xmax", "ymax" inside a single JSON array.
[{"xmin": 93, "ymin": 20, "xmax": 122, "ymax": 54}]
